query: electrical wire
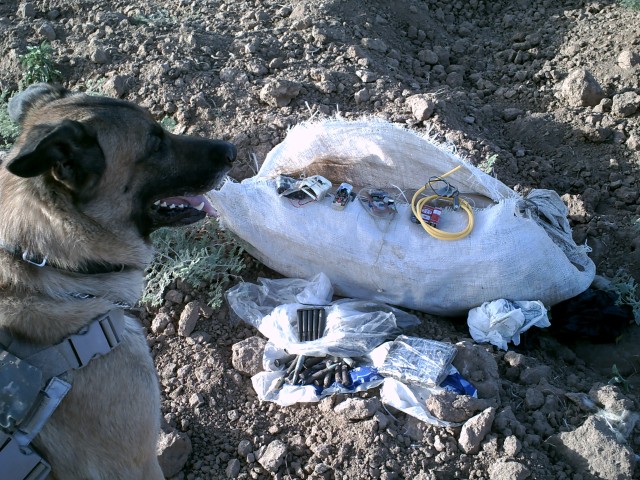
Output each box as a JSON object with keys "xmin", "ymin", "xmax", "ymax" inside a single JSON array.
[{"xmin": 411, "ymin": 165, "xmax": 474, "ymax": 240}]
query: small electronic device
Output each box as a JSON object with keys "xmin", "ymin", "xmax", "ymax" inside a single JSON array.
[
  {"xmin": 359, "ymin": 188, "xmax": 397, "ymax": 218},
  {"xmin": 410, "ymin": 204, "xmax": 442, "ymax": 227},
  {"xmin": 298, "ymin": 175, "xmax": 332, "ymax": 201},
  {"xmin": 275, "ymin": 175, "xmax": 298, "ymax": 195},
  {"xmin": 277, "ymin": 175, "xmax": 332, "ymax": 201},
  {"xmin": 331, "ymin": 183, "xmax": 354, "ymax": 210}
]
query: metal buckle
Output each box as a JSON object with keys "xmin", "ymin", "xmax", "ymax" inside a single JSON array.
[
  {"xmin": 0, "ymin": 433, "xmax": 51, "ymax": 480},
  {"xmin": 21, "ymin": 251, "xmax": 47, "ymax": 268}
]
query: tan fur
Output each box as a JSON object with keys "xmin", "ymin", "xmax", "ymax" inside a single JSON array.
[{"xmin": 0, "ymin": 85, "xmax": 234, "ymax": 479}]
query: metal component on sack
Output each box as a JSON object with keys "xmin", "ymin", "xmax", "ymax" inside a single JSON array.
[
  {"xmin": 323, "ymin": 370, "xmax": 333, "ymax": 388},
  {"xmin": 331, "ymin": 183, "xmax": 354, "ymax": 210},
  {"xmin": 341, "ymin": 365, "xmax": 351, "ymax": 387},
  {"xmin": 296, "ymin": 308, "xmax": 327, "ymax": 342},
  {"xmin": 273, "ymin": 353, "xmax": 356, "ymax": 390},
  {"xmin": 290, "ymin": 355, "xmax": 305, "ymax": 385},
  {"xmin": 273, "ymin": 353, "xmax": 297, "ymax": 369}
]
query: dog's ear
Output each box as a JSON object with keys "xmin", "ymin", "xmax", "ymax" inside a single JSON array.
[
  {"xmin": 6, "ymin": 120, "xmax": 105, "ymax": 192},
  {"xmin": 8, "ymin": 83, "xmax": 73, "ymax": 125}
]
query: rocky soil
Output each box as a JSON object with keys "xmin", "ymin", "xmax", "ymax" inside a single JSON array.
[{"xmin": 1, "ymin": 0, "xmax": 640, "ymax": 479}]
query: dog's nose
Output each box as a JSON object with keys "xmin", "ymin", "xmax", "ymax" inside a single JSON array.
[
  {"xmin": 211, "ymin": 141, "xmax": 236, "ymax": 165},
  {"xmin": 224, "ymin": 142, "xmax": 237, "ymax": 164}
]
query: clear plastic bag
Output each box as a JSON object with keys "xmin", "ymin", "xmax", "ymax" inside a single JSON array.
[
  {"xmin": 227, "ymin": 273, "xmax": 420, "ymax": 357},
  {"xmin": 378, "ymin": 335, "xmax": 457, "ymax": 387},
  {"xmin": 226, "ymin": 273, "xmax": 333, "ymax": 328}
]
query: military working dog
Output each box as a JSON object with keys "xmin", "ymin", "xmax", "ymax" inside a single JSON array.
[{"xmin": 0, "ymin": 83, "xmax": 235, "ymax": 479}]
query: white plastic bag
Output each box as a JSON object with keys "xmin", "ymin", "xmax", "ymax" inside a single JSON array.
[
  {"xmin": 211, "ymin": 118, "xmax": 595, "ymax": 315},
  {"xmin": 467, "ymin": 299, "xmax": 550, "ymax": 350}
]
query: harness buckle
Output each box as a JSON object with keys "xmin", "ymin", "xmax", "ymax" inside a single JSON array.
[
  {"xmin": 64, "ymin": 310, "xmax": 124, "ymax": 369},
  {"xmin": 21, "ymin": 251, "xmax": 47, "ymax": 268},
  {"xmin": 0, "ymin": 432, "xmax": 51, "ymax": 480}
]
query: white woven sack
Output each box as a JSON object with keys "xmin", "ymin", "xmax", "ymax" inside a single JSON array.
[{"xmin": 210, "ymin": 119, "xmax": 595, "ymax": 316}]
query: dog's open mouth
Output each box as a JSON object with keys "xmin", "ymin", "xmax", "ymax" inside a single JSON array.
[{"xmin": 149, "ymin": 194, "xmax": 217, "ymax": 227}]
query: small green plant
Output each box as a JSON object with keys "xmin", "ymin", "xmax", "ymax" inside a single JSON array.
[
  {"xmin": 83, "ymin": 78, "xmax": 107, "ymax": 96},
  {"xmin": 479, "ymin": 153, "xmax": 498, "ymax": 175},
  {"xmin": 159, "ymin": 115, "xmax": 177, "ymax": 133},
  {"xmin": 19, "ymin": 41, "xmax": 61, "ymax": 87},
  {"xmin": 0, "ymin": 93, "xmax": 20, "ymax": 149},
  {"xmin": 620, "ymin": 0, "xmax": 640, "ymax": 10},
  {"xmin": 609, "ymin": 364, "xmax": 632, "ymax": 392},
  {"xmin": 143, "ymin": 218, "xmax": 247, "ymax": 308},
  {"xmin": 610, "ymin": 270, "xmax": 640, "ymax": 325},
  {"xmin": 130, "ymin": 7, "xmax": 176, "ymax": 26}
]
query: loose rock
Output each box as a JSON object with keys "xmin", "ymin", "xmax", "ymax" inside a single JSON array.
[
  {"xmin": 489, "ymin": 461, "xmax": 530, "ymax": 480},
  {"xmin": 157, "ymin": 430, "xmax": 192, "ymax": 478},
  {"xmin": 556, "ymin": 68, "xmax": 605, "ymax": 107},
  {"xmin": 548, "ymin": 416, "xmax": 636, "ymax": 480},
  {"xmin": 334, "ymin": 397, "xmax": 381, "ymax": 421},
  {"xmin": 406, "ymin": 94, "xmax": 436, "ymax": 122},
  {"xmin": 259, "ymin": 79, "xmax": 301, "ymax": 107},
  {"xmin": 458, "ymin": 407, "xmax": 496, "ymax": 454},
  {"xmin": 178, "ymin": 301, "xmax": 201, "ymax": 337},
  {"xmin": 231, "ymin": 336, "xmax": 266, "ymax": 376},
  {"xmin": 257, "ymin": 439, "xmax": 287, "ymax": 472},
  {"xmin": 611, "ymin": 91, "xmax": 640, "ymax": 118}
]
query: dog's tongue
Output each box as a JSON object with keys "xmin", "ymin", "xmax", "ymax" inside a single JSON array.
[{"xmin": 163, "ymin": 195, "xmax": 217, "ymax": 216}]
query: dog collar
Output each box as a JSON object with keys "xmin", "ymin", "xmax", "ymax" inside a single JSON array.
[{"xmin": 0, "ymin": 243, "xmax": 131, "ymax": 275}]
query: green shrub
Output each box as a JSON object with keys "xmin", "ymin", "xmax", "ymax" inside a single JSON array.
[
  {"xmin": 610, "ymin": 270, "xmax": 640, "ymax": 325},
  {"xmin": 19, "ymin": 41, "xmax": 61, "ymax": 87},
  {"xmin": 0, "ymin": 94, "xmax": 20, "ymax": 149},
  {"xmin": 478, "ymin": 153, "xmax": 498, "ymax": 175},
  {"xmin": 621, "ymin": 0, "xmax": 640, "ymax": 10},
  {"xmin": 143, "ymin": 218, "xmax": 247, "ymax": 308}
]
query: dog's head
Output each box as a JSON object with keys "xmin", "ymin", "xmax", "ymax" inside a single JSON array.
[{"xmin": 4, "ymin": 83, "xmax": 236, "ymax": 238}]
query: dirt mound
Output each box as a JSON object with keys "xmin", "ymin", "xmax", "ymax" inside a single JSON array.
[{"xmin": 1, "ymin": 0, "xmax": 639, "ymax": 478}]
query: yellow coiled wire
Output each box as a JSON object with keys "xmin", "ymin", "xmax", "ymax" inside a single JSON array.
[{"xmin": 410, "ymin": 165, "xmax": 474, "ymax": 241}]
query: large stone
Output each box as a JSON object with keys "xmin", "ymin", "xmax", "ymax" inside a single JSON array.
[
  {"xmin": 548, "ymin": 416, "xmax": 636, "ymax": 480},
  {"xmin": 489, "ymin": 461, "xmax": 530, "ymax": 480},
  {"xmin": 257, "ymin": 440, "xmax": 287, "ymax": 472},
  {"xmin": 427, "ymin": 390, "xmax": 492, "ymax": 423},
  {"xmin": 103, "ymin": 75, "xmax": 132, "ymax": 98},
  {"xmin": 361, "ymin": 37, "xmax": 388, "ymax": 53},
  {"xmin": 157, "ymin": 430, "xmax": 192, "ymax": 478},
  {"xmin": 452, "ymin": 341, "xmax": 500, "ymax": 402},
  {"xmin": 259, "ymin": 79, "xmax": 301, "ymax": 107},
  {"xmin": 458, "ymin": 407, "xmax": 496, "ymax": 454},
  {"xmin": 617, "ymin": 50, "xmax": 640, "ymax": 69},
  {"xmin": 611, "ymin": 91, "xmax": 640, "ymax": 118},
  {"xmin": 557, "ymin": 68, "xmax": 604, "ymax": 107},
  {"xmin": 231, "ymin": 336, "xmax": 267, "ymax": 376},
  {"xmin": 178, "ymin": 301, "xmax": 201, "ymax": 337},
  {"xmin": 334, "ymin": 397, "xmax": 381, "ymax": 421},
  {"xmin": 226, "ymin": 458, "xmax": 241, "ymax": 478},
  {"xmin": 406, "ymin": 94, "xmax": 436, "ymax": 122}
]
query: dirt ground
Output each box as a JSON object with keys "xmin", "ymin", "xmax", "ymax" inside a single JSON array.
[{"xmin": 1, "ymin": 0, "xmax": 639, "ymax": 479}]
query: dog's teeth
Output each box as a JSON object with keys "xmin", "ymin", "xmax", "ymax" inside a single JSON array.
[
  {"xmin": 154, "ymin": 201, "xmax": 160, "ymax": 206},
  {"xmin": 177, "ymin": 204, "xmax": 185, "ymax": 209},
  {"xmin": 160, "ymin": 202, "xmax": 168, "ymax": 207},
  {"xmin": 169, "ymin": 204, "xmax": 176, "ymax": 209},
  {"xmin": 195, "ymin": 202, "xmax": 205, "ymax": 211}
]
